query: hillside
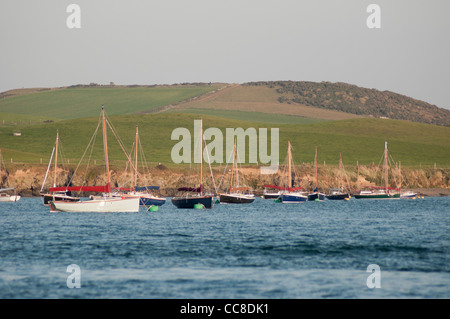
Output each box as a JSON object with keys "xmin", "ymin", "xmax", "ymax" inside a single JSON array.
[
  {"xmin": 2, "ymin": 81, "xmax": 449, "ymax": 126},
  {"xmin": 244, "ymin": 81, "xmax": 450, "ymax": 126},
  {"xmin": 171, "ymin": 83, "xmax": 363, "ymax": 123},
  {"xmin": 0, "ymin": 83, "xmax": 220, "ymax": 121},
  {"xmin": 0, "ymin": 113, "xmax": 449, "ymax": 168}
]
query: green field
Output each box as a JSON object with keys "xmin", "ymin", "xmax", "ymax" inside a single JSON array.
[
  {"xmin": 0, "ymin": 85, "xmax": 219, "ymax": 120},
  {"xmin": 0, "ymin": 85, "xmax": 449, "ymax": 169},
  {"xmin": 0, "ymin": 112, "xmax": 449, "ymax": 168}
]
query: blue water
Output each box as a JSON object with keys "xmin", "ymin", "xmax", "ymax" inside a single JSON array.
[{"xmin": 0, "ymin": 197, "xmax": 448, "ymax": 299}]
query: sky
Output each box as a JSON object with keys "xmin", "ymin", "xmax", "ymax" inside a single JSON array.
[{"xmin": 1, "ymin": 0, "xmax": 449, "ymax": 109}]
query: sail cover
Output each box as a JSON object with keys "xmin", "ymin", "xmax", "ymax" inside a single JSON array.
[{"xmin": 49, "ymin": 185, "xmax": 111, "ymax": 193}]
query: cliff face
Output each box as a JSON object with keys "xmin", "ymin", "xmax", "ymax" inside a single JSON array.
[{"xmin": 1, "ymin": 164, "xmax": 448, "ymax": 197}]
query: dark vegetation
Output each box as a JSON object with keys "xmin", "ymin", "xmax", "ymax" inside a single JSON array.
[{"xmin": 245, "ymin": 81, "xmax": 450, "ymax": 126}]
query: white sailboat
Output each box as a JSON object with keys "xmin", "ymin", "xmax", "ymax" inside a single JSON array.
[
  {"xmin": 41, "ymin": 130, "xmax": 80, "ymax": 205},
  {"xmin": 50, "ymin": 106, "xmax": 140, "ymax": 212},
  {"xmin": 119, "ymin": 124, "xmax": 166, "ymax": 206},
  {"xmin": 354, "ymin": 141, "xmax": 401, "ymax": 199},
  {"xmin": 0, "ymin": 149, "xmax": 20, "ymax": 202},
  {"xmin": 0, "ymin": 188, "xmax": 21, "ymax": 202}
]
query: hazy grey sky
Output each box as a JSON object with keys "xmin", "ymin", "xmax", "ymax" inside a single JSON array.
[{"xmin": 1, "ymin": 0, "xmax": 449, "ymax": 109}]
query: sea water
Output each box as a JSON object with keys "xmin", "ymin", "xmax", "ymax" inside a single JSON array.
[{"xmin": 0, "ymin": 196, "xmax": 448, "ymax": 299}]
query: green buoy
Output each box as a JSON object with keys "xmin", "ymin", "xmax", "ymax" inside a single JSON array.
[
  {"xmin": 314, "ymin": 198, "xmax": 320, "ymax": 201},
  {"xmin": 148, "ymin": 205, "xmax": 159, "ymax": 212},
  {"xmin": 194, "ymin": 203, "xmax": 205, "ymax": 209},
  {"xmin": 274, "ymin": 198, "xmax": 282, "ymax": 203}
]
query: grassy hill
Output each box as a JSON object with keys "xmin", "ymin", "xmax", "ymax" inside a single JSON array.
[
  {"xmin": 0, "ymin": 83, "xmax": 449, "ymax": 170},
  {"xmin": 0, "ymin": 84, "xmax": 220, "ymax": 121},
  {"xmin": 170, "ymin": 84, "xmax": 363, "ymax": 123},
  {"xmin": 0, "ymin": 113, "xmax": 449, "ymax": 169}
]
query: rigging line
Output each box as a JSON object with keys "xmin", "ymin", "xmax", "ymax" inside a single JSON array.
[
  {"xmin": 141, "ymin": 140, "xmax": 153, "ymax": 187},
  {"xmin": 203, "ymin": 135, "xmax": 218, "ymax": 195},
  {"xmin": 68, "ymin": 115, "xmax": 102, "ymax": 187},
  {"xmin": 139, "ymin": 139, "xmax": 150, "ymax": 184},
  {"xmin": 216, "ymin": 146, "xmax": 234, "ymax": 191},
  {"xmin": 40, "ymin": 146, "xmax": 55, "ymax": 192},
  {"xmin": 105, "ymin": 118, "xmax": 137, "ymax": 174},
  {"xmin": 105, "ymin": 113, "xmax": 134, "ymax": 165}
]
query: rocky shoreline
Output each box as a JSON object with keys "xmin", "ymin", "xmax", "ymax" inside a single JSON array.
[{"xmin": 1, "ymin": 164, "xmax": 449, "ymax": 197}]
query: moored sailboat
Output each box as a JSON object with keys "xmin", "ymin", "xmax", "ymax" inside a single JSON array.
[
  {"xmin": 171, "ymin": 119, "xmax": 214, "ymax": 209},
  {"xmin": 277, "ymin": 142, "xmax": 308, "ymax": 203},
  {"xmin": 0, "ymin": 149, "xmax": 20, "ymax": 202},
  {"xmin": 50, "ymin": 106, "xmax": 140, "ymax": 212},
  {"xmin": 262, "ymin": 186, "xmax": 281, "ymax": 199},
  {"xmin": 326, "ymin": 153, "xmax": 350, "ymax": 200},
  {"xmin": 119, "ymin": 124, "xmax": 166, "ymax": 207},
  {"xmin": 307, "ymin": 146, "xmax": 325, "ymax": 201},
  {"xmin": 41, "ymin": 131, "xmax": 80, "ymax": 206},
  {"xmin": 0, "ymin": 188, "xmax": 20, "ymax": 202},
  {"xmin": 218, "ymin": 137, "xmax": 255, "ymax": 204},
  {"xmin": 354, "ymin": 141, "xmax": 400, "ymax": 200}
]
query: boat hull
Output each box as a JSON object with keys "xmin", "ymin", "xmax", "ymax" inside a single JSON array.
[
  {"xmin": 139, "ymin": 195, "xmax": 166, "ymax": 206},
  {"xmin": 307, "ymin": 192, "xmax": 326, "ymax": 201},
  {"xmin": 171, "ymin": 195, "xmax": 213, "ymax": 209},
  {"xmin": 0, "ymin": 195, "xmax": 21, "ymax": 202},
  {"xmin": 354, "ymin": 193, "xmax": 400, "ymax": 199},
  {"xmin": 263, "ymin": 193, "xmax": 281, "ymax": 199},
  {"xmin": 280, "ymin": 193, "xmax": 308, "ymax": 203},
  {"xmin": 51, "ymin": 197, "xmax": 140, "ymax": 212},
  {"xmin": 219, "ymin": 193, "xmax": 255, "ymax": 204},
  {"xmin": 400, "ymin": 192, "xmax": 417, "ymax": 199},
  {"xmin": 326, "ymin": 193, "xmax": 350, "ymax": 200},
  {"xmin": 42, "ymin": 193, "xmax": 80, "ymax": 206}
]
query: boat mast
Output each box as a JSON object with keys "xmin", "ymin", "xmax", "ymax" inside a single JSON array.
[
  {"xmin": 315, "ymin": 146, "xmax": 318, "ymax": 190},
  {"xmin": 338, "ymin": 152, "xmax": 342, "ymax": 190},
  {"xmin": 134, "ymin": 124, "xmax": 138, "ymax": 189},
  {"xmin": 229, "ymin": 137, "xmax": 237, "ymax": 193},
  {"xmin": 102, "ymin": 106, "xmax": 111, "ymax": 193},
  {"xmin": 288, "ymin": 142, "xmax": 292, "ymax": 188},
  {"xmin": 384, "ymin": 141, "xmax": 388, "ymax": 191},
  {"xmin": 200, "ymin": 119, "xmax": 203, "ymax": 195},
  {"xmin": 235, "ymin": 137, "xmax": 239, "ymax": 189},
  {"xmin": 53, "ymin": 130, "xmax": 59, "ymax": 188}
]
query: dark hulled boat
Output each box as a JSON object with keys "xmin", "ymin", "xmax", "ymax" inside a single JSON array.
[
  {"xmin": 218, "ymin": 138, "xmax": 255, "ymax": 205},
  {"xmin": 219, "ymin": 193, "xmax": 255, "ymax": 204},
  {"xmin": 279, "ymin": 191, "xmax": 307, "ymax": 203},
  {"xmin": 171, "ymin": 193, "xmax": 213, "ymax": 208},
  {"xmin": 171, "ymin": 119, "xmax": 214, "ymax": 209},
  {"xmin": 325, "ymin": 154, "xmax": 351, "ymax": 201},
  {"xmin": 262, "ymin": 189, "xmax": 281, "ymax": 199},
  {"xmin": 325, "ymin": 190, "xmax": 350, "ymax": 200},
  {"xmin": 307, "ymin": 189, "xmax": 326, "ymax": 201},
  {"xmin": 308, "ymin": 147, "xmax": 325, "ymax": 201}
]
